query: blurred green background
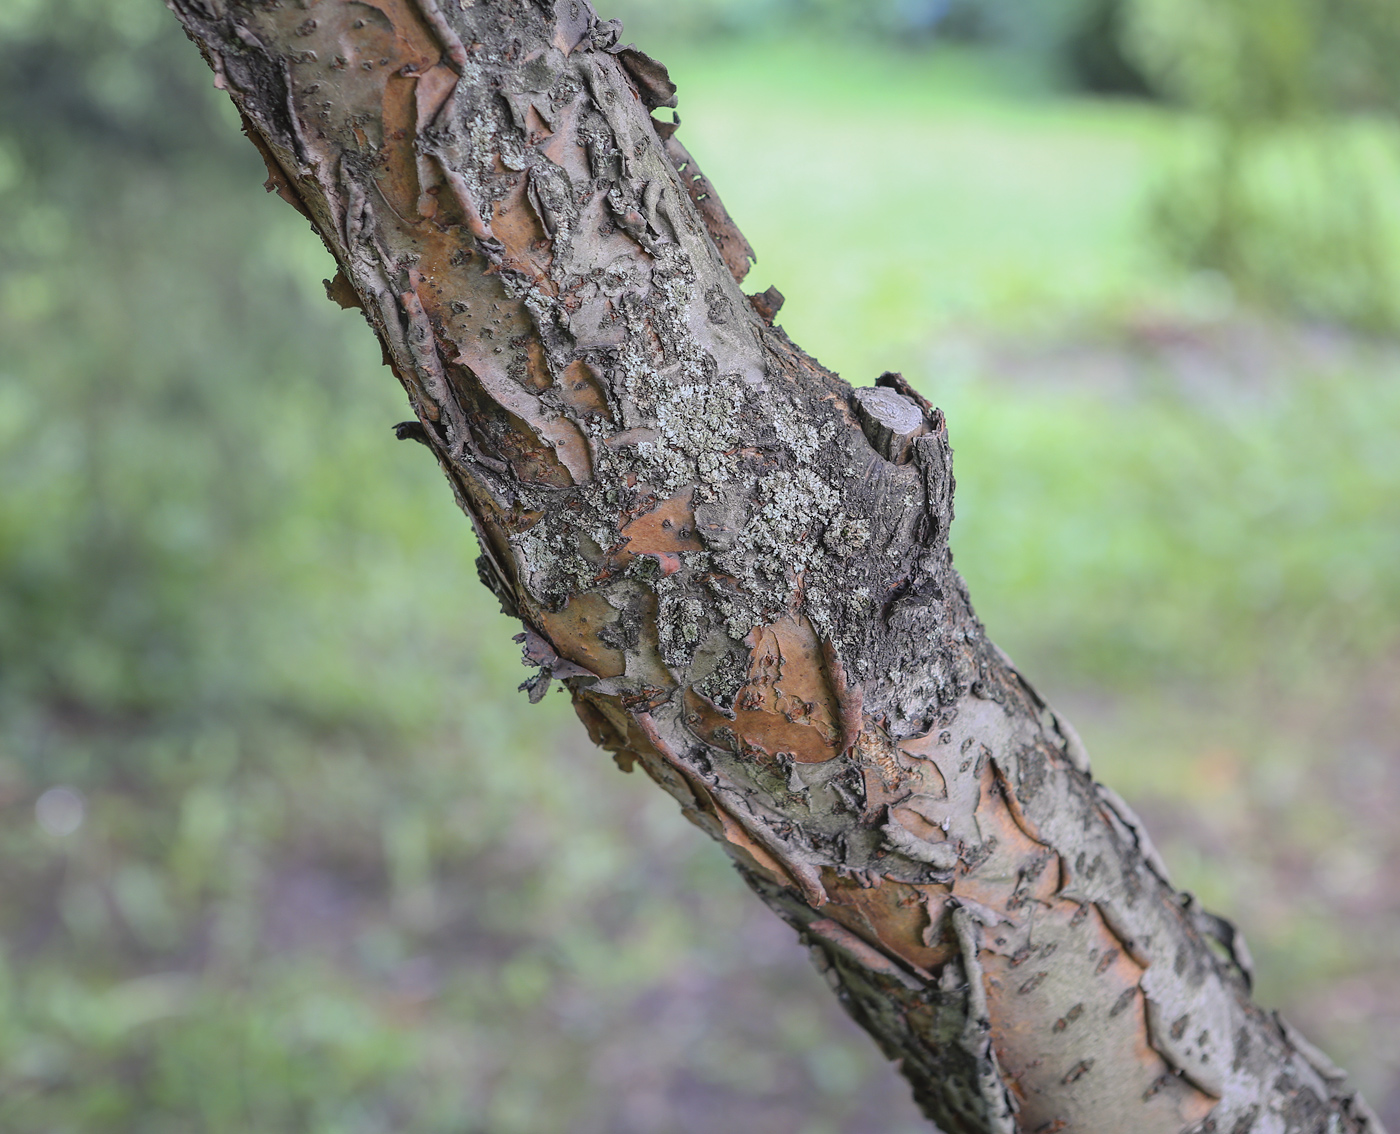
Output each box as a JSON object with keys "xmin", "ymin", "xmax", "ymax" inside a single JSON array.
[{"xmin": 2, "ymin": 1, "xmax": 1399, "ymax": 1131}]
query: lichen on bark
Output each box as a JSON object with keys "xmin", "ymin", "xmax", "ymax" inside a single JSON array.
[{"xmin": 164, "ymin": 1, "xmax": 1386, "ymax": 1130}]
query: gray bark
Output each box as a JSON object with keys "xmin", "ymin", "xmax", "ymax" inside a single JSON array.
[{"xmin": 162, "ymin": 0, "xmax": 1385, "ymax": 1130}]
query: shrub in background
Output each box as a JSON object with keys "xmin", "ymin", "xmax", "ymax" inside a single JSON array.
[{"xmin": 1124, "ymin": 0, "xmax": 1400, "ymax": 329}]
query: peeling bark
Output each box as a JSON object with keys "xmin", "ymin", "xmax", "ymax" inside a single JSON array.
[{"xmin": 162, "ymin": 2, "xmax": 1385, "ymax": 1130}]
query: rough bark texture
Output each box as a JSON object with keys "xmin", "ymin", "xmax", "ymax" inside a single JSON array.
[{"xmin": 163, "ymin": 2, "xmax": 1385, "ymax": 1130}]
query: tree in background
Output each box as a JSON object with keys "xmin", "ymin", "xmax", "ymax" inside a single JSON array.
[
  {"xmin": 1124, "ymin": 0, "xmax": 1400, "ymax": 329},
  {"xmin": 159, "ymin": 0, "xmax": 1385, "ymax": 1130}
]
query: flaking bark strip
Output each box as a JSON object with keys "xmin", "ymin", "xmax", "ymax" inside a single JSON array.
[
  {"xmin": 409, "ymin": 0, "xmax": 468, "ymax": 70},
  {"xmin": 807, "ymin": 917, "xmax": 926, "ymax": 992},
  {"xmin": 951, "ymin": 906, "xmax": 1019, "ymax": 1134},
  {"xmin": 662, "ymin": 136, "xmax": 756, "ymax": 284}
]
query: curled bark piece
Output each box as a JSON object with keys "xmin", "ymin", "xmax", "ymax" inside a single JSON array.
[
  {"xmin": 614, "ymin": 46, "xmax": 678, "ymax": 110},
  {"xmin": 324, "ymin": 268, "xmax": 362, "ymax": 310},
  {"xmin": 749, "ymin": 285, "xmax": 784, "ymax": 323},
  {"xmin": 662, "ymin": 135, "xmax": 757, "ymax": 283},
  {"xmin": 411, "ymin": 0, "xmax": 468, "ymax": 70}
]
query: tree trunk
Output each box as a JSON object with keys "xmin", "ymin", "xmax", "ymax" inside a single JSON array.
[{"xmin": 162, "ymin": 2, "xmax": 1384, "ymax": 1130}]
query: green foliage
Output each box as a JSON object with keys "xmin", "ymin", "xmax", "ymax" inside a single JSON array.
[
  {"xmin": 606, "ymin": 0, "xmax": 990, "ymax": 42},
  {"xmin": 610, "ymin": 0, "xmax": 1147, "ymax": 94},
  {"xmin": 1123, "ymin": 0, "xmax": 1400, "ymax": 327},
  {"xmin": 1126, "ymin": 0, "xmax": 1400, "ymax": 117},
  {"xmin": 948, "ymin": 356, "xmax": 1400, "ymax": 683}
]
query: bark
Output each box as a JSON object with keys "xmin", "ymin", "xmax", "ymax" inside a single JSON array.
[{"xmin": 162, "ymin": 2, "xmax": 1384, "ymax": 1131}]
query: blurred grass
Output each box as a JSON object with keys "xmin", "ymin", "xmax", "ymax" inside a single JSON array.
[
  {"xmin": 1, "ymin": 10, "xmax": 1399, "ymax": 1133},
  {"xmin": 671, "ymin": 38, "xmax": 1172, "ymax": 367}
]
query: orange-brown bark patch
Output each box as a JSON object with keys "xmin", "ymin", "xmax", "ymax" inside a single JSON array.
[
  {"xmin": 620, "ymin": 489, "xmax": 703, "ymax": 558},
  {"xmin": 743, "ymin": 616, "xmax": 843, "ymax": 761},
  {"xmin": 490, "ymin": 177, "xmax": 548, "ymax": 263},
  {"xmin": 806, "ymin": 918, "xmax": 924, "ymax": 991},
  {"xmin": 889, "ymin": 803, "xmax": 944, "ymax": 843},
  {"xmin": 359, "ymin": 14, "xmax": 425, "ymax": 217},
  {"xmin": 949, "ymin": 761, "xmax": 1053, "ymax": 915},
  {"xmin": 536, "ymin": 593, "xmax": 625, "ymax": 679},
  {"xmin": 555, "ymin": 359, "xmax": 613, "ymax": 422},
  {"xmin": 685, "ymin": 615, "xmax": 843, "ymax": 764},
  {"xmin": 521, "ymin": 339, "xmax": 553, "ymax": 394},
  {"xmin": 820, "ymin": 871, "xmax": 956, "ymax": 972}
]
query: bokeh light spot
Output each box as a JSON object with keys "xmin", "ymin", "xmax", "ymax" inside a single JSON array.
[{"xmin": 36, "ymin": 786, "xmax": 85, "ymax": 837}]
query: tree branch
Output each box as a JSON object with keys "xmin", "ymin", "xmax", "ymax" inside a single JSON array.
[{"xmin": 163, "ymin": 1, "xmax": 1384, "ymax": 1129}]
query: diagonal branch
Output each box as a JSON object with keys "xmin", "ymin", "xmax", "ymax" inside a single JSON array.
[{"xmin": 163, "ymin": 1, "xmax": 1384, "ymax": 1130}]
